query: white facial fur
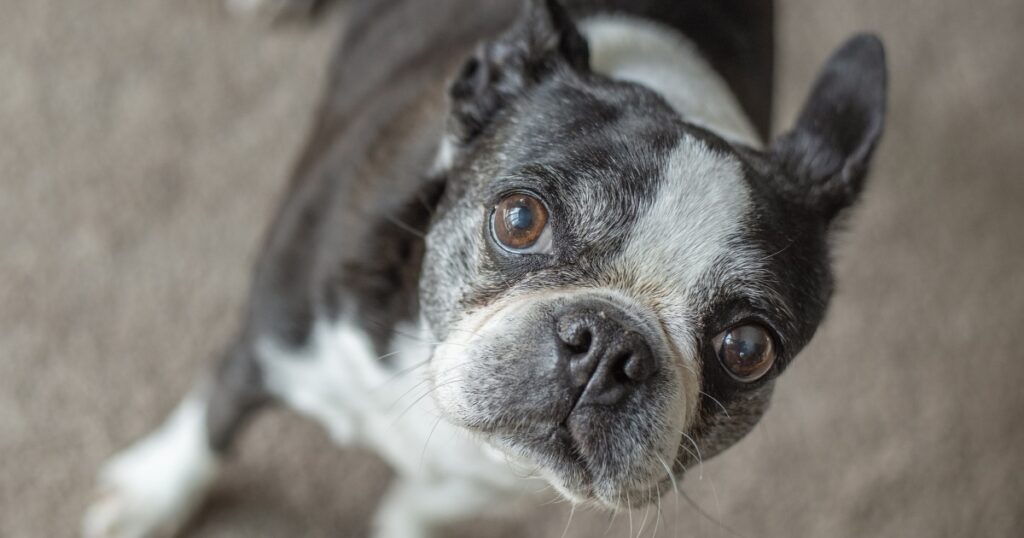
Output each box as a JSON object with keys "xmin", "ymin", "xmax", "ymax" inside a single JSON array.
[{"xmin": 613, "ymin": 135, "xmax": 766, "ymax": 339}]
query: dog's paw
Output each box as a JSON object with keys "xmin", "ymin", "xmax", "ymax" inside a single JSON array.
[
  {"xmin": 82, "ymin": 400, "xmax": 220, "ymax": 538},
  {"xmin": 82, "ymin": 484, "xmax": 183, "ymax": 538},
  {"xmin": 224, "ymin": 0, "xmax": 320, "ymax": 21}
]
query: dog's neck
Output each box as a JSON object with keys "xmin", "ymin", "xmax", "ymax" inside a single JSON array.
[{"xmin": 580, "ymin": 15, "xmax": 762, "ymax": 148}]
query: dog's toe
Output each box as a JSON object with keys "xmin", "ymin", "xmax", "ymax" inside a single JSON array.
[
  {"xmin": 81, "ymin": 462, "xmax": 201, "ymax": 538},
  {"xmin": 82, "ymin": 486, "xmax": 159, "ymax": 538},
  {"xmin": 82, "ymin": 473, "xmax": 193, "ymax": 538}
]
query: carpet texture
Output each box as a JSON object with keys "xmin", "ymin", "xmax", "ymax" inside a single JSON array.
[{"xmin": 2, "ymin": 0, "xmax": 1022, "ymax": 536}]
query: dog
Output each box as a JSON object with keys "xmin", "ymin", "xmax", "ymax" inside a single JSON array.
[{"xmin": 83, "ymin": 0, "xmax": 887, "ymax": 536}]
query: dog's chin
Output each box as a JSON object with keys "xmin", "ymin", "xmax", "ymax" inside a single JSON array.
[{"xmin": 486, "ymin": 426, "xmax": 679, "ymax": 510}]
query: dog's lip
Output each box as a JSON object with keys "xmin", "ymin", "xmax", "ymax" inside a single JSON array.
[
  {"xmin": 533, "ymin": 430, "xmax": 668, "ymax": 509},
  {"xmin": 540, "ymin": 426, "xmax": 596, "ymax": 498},
  {"xmin": 485, "ymin": 422, "xmax": 682, "ymax": 508},
  {"xmin": 487, "ymin": 424, "xmax": 595, "ymax": 493}
]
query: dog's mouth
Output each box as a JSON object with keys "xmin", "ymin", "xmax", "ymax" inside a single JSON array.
[
  {"xmin": 481, "ymin": 411, "xmax": 683, "ymax": 509},
  {"xmin": 487, "ymin": 425, "xmax": 597, "ymax": 502}
]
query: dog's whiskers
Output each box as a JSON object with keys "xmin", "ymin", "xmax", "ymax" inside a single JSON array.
[
  {"xmin": 541, "ymin": 492, "xmax": 570, "ymax": 506},
  {"xmin": 601, "ymin": 505, "xmax": 618, "ymax": 536},
  {"xmin": 679, "ymin": 488, "xmax": 747, "ymax": 538},
  {"xmin": 626, "ymin": 491, "xmax": 634, "ymax": 538},
  {"xmin": 678, "ymin": 431, "xmax": 704, "ymax": 480},
  {"xmin": 382, "ymin": 212, "xmax": 428, "ymax": 239},
  {"xmin": 391, "ymin": 377, "xmax": 464, "ymax": 425},
  {"xmin": 418, "ymin": 414, "xmax": 445, "ymax": 470},
  {"xmin": 637, "ymin": 490, "xmax": 652, "ymax": 538},
  {"xmin": 653, "ymin": 487, "xmax": 663, "ymax": 538},
  {"xmin": 377, "ymin": 356, "xmax": 431, "ymax": 386},
  {"xmin": 699, "ymin": 391, "xmax": 730, "ymax": 418},
  {"xmin": 763, "ymin": 239, "xmax": 794, "ymax": 260},
  {"xmin": 384, "ymin": 359, "xmax": 473, "ymax": 412},
  {"xmin": 559, "ymin": 503, "xmax": 577, "ymax": 538},
  {"xmin": 654, "ymin": 454, "xmax": 680, "ymax": 538}
]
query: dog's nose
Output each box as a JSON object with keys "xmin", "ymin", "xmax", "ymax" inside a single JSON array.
[{"xmin": 556, "ymin": 305, "xmax": 657, "ymax": 407}]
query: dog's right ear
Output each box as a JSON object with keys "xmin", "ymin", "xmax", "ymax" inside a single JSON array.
[
  {"xmin": 771, "ymin": 34, "xmax": 887, "ymax": 223},
  {"xmin": 447, "ymin": 0, "xmax": 589, "ymax": 143}
]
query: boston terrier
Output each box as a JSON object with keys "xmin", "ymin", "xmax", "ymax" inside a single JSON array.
[{"xmin": 83, "ymin": 0, "xmax": 887, "ymax": 536}]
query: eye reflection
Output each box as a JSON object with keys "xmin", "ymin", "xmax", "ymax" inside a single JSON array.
[
  {"xmin": 492, "ymin": 192, "xmax": 549, "ymax": 252},
  {"xmin": 713, "ymin": 324, "xmax": 776, "ymax": 381}
]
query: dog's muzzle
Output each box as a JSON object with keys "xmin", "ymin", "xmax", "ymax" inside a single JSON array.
[{"xmin": 430, "ymin": 290, "xmax": 693, "ymax": 506}]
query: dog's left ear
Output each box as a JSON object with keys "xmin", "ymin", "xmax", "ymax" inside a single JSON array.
[
  {"xmin": 447, "ymin": 0, "xmax": 589, "ymax": 143},
  {"xmin": 771, "ymin": 34, "xmax": 887, "ymax": 222}
]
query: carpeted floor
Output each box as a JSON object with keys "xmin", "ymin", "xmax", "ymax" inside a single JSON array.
[{"xmin": 2, "ymin": 0, "xmax": 1022, "ymax": 536}]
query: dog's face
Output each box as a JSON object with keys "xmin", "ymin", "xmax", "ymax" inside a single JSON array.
[{"xmin": 419, "ymin": 0, "xmax": 886, "ymax": 508}]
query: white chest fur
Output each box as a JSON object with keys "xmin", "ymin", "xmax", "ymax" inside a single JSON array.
[
  {"xmin": 581, "ymin": 15, "xmax": 762, "ymax": 148},
  {"xmin": 257, "ymin": 318, "xmax": 531, "ymax": 489}
]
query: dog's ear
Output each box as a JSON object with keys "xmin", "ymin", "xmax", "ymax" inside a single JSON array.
[
  {"xmin": 771, "ymin": 34, "xmax": 887, "ymax": 222},
  {"xmin": 447, "ymin": 0, "xmax": 589, "ymax": 143}
]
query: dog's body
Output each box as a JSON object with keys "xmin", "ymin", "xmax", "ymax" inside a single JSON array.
[{"xmin": 84, "ymin": 1, "xmax": 886, "ymax": 537}]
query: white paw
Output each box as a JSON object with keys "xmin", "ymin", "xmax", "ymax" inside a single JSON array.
[
  {"xmin": 82, "ymin": 398, "xmax": 220, "ymax": 538},
  {"xmin": 82, "ymin": 482, "xmax": 194, "ymax": 538},
  {"xmin": 224, "ymin": 0, "xmax": 319, "ymax": 20}
]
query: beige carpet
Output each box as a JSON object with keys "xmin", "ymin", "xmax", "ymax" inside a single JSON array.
[{"xmin": 2, "ymin": 0, "xmax": 1022, "ymax": 536}]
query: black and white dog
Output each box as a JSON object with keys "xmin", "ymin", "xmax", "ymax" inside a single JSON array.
[{"xmin": 84, "ymin": 0, "xmax": 886, "ymax": 536}]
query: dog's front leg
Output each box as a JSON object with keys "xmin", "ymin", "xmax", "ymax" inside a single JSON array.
[
  {"xmin": 82, "ymin": 341, "xmax": 269, "ymax": 538},
  {"xmin": 373, "ymin": 477, "xmax": 519, "ymax": 538}
]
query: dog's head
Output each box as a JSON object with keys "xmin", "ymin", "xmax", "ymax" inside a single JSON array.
[{"xmin": 418, "ymin": 0, "xmax": 886, "ymax": 508}]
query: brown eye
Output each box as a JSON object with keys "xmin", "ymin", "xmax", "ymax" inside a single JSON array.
[
  {"xmin": 491, "ymin": 192, "xmax": 550, "ymax": 252},
  {"xmin": 713, "ymin": 324, "xmax": 776, "ymax": 382}
]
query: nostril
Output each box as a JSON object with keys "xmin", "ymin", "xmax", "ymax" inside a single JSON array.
[
  {"xmin": 566, "ymin": 329, "xmax": 592, "ymax": 355},
  {"xmin": 557, "ymin": 316, "xmax": 594, "ymax": 356},
  {"xmin": 610, "ymin": 351, "xmax": 634, "ymax": 384},
  {"xmin": 622, "ymin": 344, "xmax": 655, "ymax": 382}
]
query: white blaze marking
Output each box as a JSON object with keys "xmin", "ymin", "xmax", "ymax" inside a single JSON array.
[{"xmin": 618, "ymin": 136, "xmax": 757, "ymax": 328}]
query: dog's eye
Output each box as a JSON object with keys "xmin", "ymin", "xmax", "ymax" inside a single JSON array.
[
  {"xmin": 491, "ymin": 192, "xmax": 550, "ymax": 252},
  {"xmin": 713, "ymin": 324, "xmax": 776, "ymax": 382}
]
